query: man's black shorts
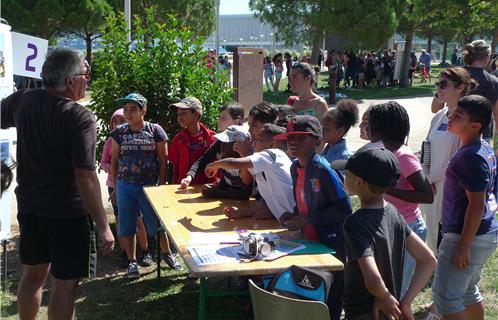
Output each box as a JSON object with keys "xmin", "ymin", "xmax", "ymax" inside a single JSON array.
[{"xmin": 18, "ymin": 213, "xmax": 93, "ymax": 280}]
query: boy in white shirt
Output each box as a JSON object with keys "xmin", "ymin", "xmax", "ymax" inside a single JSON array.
[{"xmin": 205, "ymin": 124, "xmax": 295, "ymax": 220}]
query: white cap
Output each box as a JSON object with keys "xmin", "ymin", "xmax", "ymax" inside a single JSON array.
[{"xmin": 214, "ymin": 125, "xmax": 250, "ymax": 143}]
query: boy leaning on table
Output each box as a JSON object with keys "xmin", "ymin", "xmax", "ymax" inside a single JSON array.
[
  {"xmin": 274, "ymin": 115, "xmax": 352, "ymax": 320},
  {"xmin": 332, "ymin": 147, "xmax": 436, "ymax": 320},
  {"xmin": 205, "ymin": 123, "xmax": 295, "ymax": 220}
]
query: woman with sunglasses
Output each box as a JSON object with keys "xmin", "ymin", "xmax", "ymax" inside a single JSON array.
[{"xmin": 421, "ymin": 67, "xmax": 477, "ymax": 256}]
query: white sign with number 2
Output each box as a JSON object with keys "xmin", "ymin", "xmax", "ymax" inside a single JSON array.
[{"xmin": 12, "ymin": 32, "xmax": 48, "ymax": 79}]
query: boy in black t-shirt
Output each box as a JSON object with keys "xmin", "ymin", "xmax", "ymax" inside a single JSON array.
[{"xmin": 332, "ymin": 147, "xmax": 436, "ymax": 320}]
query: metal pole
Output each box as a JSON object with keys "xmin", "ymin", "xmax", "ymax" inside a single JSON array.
[
  {"xmin": 124, "ymin": 0, "xmax": 131, "ymax": 45},
  {"xmin": 214, "ymin": 0, "xmax": 220, "ymax": 55},
  {"xmin": 1, "ymin": 240, "xmax": 7, "ymax": 291}
]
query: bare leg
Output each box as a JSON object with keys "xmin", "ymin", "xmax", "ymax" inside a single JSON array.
[
  {"xmin": 464, "ymin": 301, "xmax": 484, "ymax": 320},
  {"xmin": 47, "ymin": 277, "xmax": 79, "ymax": 320},
  {"xmin": 159, "ymin": 232, "xmax": 172, "ymax": 254},
  {"xmin": 122, "ymin": 235, "xmax": 137, "ymax": 261},
  {"xmin": 136, "ymin": 217, "xmax": 149, "ymax": 252},
  {"xmin": 114, "ymin": 216, "xmax": 127, "ymax": 251},
  {"xmin": 17, "ymin": 264, "xmax": 50, "ymax": 320}
]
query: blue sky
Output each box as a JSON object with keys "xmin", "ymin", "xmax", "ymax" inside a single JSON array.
[{"xmin": 220, "ymin": 0, "xmax": 251, "ymax": 15}]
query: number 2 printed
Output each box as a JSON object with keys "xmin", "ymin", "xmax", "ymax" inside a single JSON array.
[{"xmin": 25, "ymin": 43, "xmax": 37, "ymax": 72}]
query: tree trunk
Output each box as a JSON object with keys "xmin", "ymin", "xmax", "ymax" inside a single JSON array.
[
  {"xmin": 441, "ymin": 38, "xmax": 448, "ymax": 64},
  {"xmin": 399, "ymin": 28, "xmax": 414, "ymax": 88},
  {"xmin": 85, "ymin": 33, "xmax": 93, "ymax": 66},
  {"xmin": 310, "ymin": 31, "xmax": 324, "ymax": 65},
  {"xmin": 427, "ymin": 32, "xmax": 433, "ymax": 55},
  {"xmin": 492, "ymin": 26, "xmax": 498, "ymax": 56}
]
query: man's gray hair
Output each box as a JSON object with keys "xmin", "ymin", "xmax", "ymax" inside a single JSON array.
[{"xmin": 42, "ymin": 48, "xmax": 82, "ymax": 90}]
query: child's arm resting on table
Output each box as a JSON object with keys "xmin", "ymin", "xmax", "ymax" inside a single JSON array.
[
  {"xmin": 205, "ymin": 157, "xmax": 253, "ymax": 178},
  {"xmin": 357, "ymin": 257, "xmax": 402, "ymax": 320},
  {"xmin": 400, "ymin": 232, "xmax": 437, "ymax": 319}
]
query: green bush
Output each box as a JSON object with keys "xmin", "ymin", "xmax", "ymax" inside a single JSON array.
[{"xmin": 90, "ymin": 9, "xmax": 233, "ymax": 160}]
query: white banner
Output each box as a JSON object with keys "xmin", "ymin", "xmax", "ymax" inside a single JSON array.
[
  {"xmin": 12, "ymin": 32, "xmax": 48, "ymax": 79},
  {"xmin": 0, "ymin": 23, "xmax": 14, "ymax": 99},
  {"xmin": 0, "ymin": 131, "xmax": 14, "ymax": 241}
]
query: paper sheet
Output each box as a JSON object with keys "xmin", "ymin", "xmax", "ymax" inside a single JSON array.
[{"xmin": 187, "ymin": 245, "xmax": 241, "ymax": 265}]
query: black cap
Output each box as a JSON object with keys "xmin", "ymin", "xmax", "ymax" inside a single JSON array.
[
  {"xmin": 331, "ymin": 147, "xmax": 400, "ymax": 188},
  {"xmin": 273, "ymin": 115, "xmax": 322, "ymax": 140}
]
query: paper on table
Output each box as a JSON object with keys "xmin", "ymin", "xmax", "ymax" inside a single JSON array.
[
  {"xmin": 258, "ymin": 239, "xmax": 305, "ymax": 261},
  {"xmin": 187, "ymin": 245, "xmax": 241, "ymax": 265},
  {"xmin": 189, "ymin": 232, "xmax": 241, "ymax": 245}
]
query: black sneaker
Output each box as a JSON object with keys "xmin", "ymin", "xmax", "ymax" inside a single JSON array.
[
  {"xmin": 161, "ymin": 252, "xmax": 181, "ymax": 270},
  {"xmin": 141, "ymin": 251, "xmax": 154, "ymax": 267},
  {"xmin": 126, "ymin": 261, "xmax": 140, "ymax": 279}
]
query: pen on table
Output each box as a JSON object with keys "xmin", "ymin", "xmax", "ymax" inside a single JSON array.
[{"xmin": 219, "ymin": 242, "xmax": 241, "ymax": 245}]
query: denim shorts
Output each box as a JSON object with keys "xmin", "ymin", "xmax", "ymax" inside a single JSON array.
[
  {"xmin": 401, "ymin": 215, "xmax": 427, "ymax": 298},
  {"xmin": 432, "ymin": 232, "xmax": 498, "ymax": 315},
  {"xmin": 116, "ymin": 179, "xmax": 158, "ymax": 237}
]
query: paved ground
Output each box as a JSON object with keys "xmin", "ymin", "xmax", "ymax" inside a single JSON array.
[
  {"xmin": 347, "ymin": 96, "xmax": 434, "ymax": 152},
  {"xmin": 4, "ymin": 96, "xmax": 435, "ymax": 238}
]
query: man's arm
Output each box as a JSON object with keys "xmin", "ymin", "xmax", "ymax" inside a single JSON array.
[
  {"xmin": 357, "ymin": 256, "xmax": 402, "ymax": 320},
  {"xmin": 74, "ymin": 168, "xmax": 114, "ymax": 255},
  {"xmin": 453, "ymin": 190, "xmax": 486, "ymax": 269}
]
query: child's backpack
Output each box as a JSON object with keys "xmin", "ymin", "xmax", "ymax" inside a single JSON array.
[{"xmin": 264, "ymin": 265, "xmax": 333, "ymax": 303}]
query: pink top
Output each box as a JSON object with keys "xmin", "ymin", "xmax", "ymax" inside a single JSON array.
[
  {"xmin": 384, "ymin": 145, "xmax": 423, "ymax": 224},
  {"xmin": 101, "ymin": 137, "xmax": 113, "ymax": 187}
]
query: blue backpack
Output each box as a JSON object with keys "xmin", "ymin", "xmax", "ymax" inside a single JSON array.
[{"xmin": 264, "ymin": 265, "xmax": 333, "ymax": 303}]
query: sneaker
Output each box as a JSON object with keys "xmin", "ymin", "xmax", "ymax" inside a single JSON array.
[
  {"xmin": 126, "ymin": 261, "xmax": 140, "ymax": 279},
  {"xmin": 141, "ymin": 251, "xmax": 154, "ymax": 267},
  {"xmin": 161, "ymin": 252, "xmax": 181, "ymax": 270}
]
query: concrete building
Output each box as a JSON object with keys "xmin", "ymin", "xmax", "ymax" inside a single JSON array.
[{"xmin": 203, "ymin": 14, "xmax": 300, "ymax": 53}]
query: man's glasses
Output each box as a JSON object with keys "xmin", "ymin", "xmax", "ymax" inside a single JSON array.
[{"xmin": 73, "ymin": 60, "xmax": 91, "ymax": 80}]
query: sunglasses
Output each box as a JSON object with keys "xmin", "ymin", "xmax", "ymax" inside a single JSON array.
[{"xmin": 434, "ymin": 79, "xmax": 457, "ymax": 89}]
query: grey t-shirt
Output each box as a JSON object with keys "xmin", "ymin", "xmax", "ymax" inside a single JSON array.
[{"xmin": 343, "ymin": 204, "xmax": 411, "ymax": 319}]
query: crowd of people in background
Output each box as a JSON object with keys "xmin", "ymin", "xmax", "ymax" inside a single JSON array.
[{"xmin": 1, "ymin": 36, "xmax": 498, "ymax": 320}]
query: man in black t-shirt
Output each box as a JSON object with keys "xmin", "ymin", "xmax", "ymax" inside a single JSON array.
[
  {"xmin": 1, "ymin": 48, "xmax": 114, "ymax": 319},
  {"xmin": 332, "ymin": 147, "xmax": 436, "ymax": 320}
]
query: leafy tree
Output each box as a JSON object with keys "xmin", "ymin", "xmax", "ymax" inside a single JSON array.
[
  {"xmin": 249, "ymin": 0, "xmax": 398, "ymax": 63},
  {"xmin": 108, "ymin": 0, "xmax": 216, "ymax": 39},
  {"xmin": 1, "ymin": 0, "xmax": 65, "ymax": 39},
  {"xmin": 63, "ymin": 0, "xmax": 113, "ymax": 66},
  {"xmin": 90, "ymin": 9, "xmax": 232, "ymax": 159}
]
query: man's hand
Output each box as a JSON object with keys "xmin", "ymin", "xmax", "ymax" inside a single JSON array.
[
  {"xmin": 453, "ymin": 243, "xmax": 471, "ymax": 269},
  {"xmin": 180, "ymin": 175, "xmax": 193, "ymax": 189},
  {"xmin": 373, "ymin": 291, "xmax": 401, "ymax": 320},
  {"xmin": 233, "ymin": 138, "xmax": 252, "ymax": 157},
  {"xmin": 97, "ymin": 225, "xmax": 115, "ymax": 256},
  {"xmin": 284, "ymin": 215, "xmax": 306, "ymax": 231},
  {"xmin": 205, "ymin": 163, "xmax": 219, "ymax": 178}
]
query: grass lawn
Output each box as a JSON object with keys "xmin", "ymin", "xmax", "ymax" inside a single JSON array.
[
  {"xmin": 2, "ymin": 207, "xmax": 498, "ymax": 319},
  {"xmin": 264, "ymin": 65, "xmax": 445, "ymax": 105}
]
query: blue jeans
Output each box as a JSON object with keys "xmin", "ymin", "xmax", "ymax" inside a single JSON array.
[
  {"xmin": 432, "ymin": 232, "xmax": 498, "ymax": 315},
  {"xmin": 116, "ymin": 179, "xmax": 158, "ymax": 237},
  {"xmin": 401, "ymin": 215, "xmax": 427, "ymax": 298}
]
